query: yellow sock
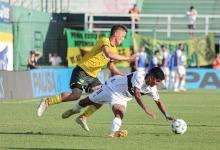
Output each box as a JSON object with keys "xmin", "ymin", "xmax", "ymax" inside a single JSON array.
[
  {"xmin": 46, "ymin": 95, "xmax": 62, "ymax": 106},
  {"xmin": 81, "ymin": 105, "xmax": 98, "ymax": 118}
]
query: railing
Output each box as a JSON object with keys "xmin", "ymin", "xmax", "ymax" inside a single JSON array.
[{"xmin": 85, "ymin": 13, "xmax": 220, "ymax": 38}]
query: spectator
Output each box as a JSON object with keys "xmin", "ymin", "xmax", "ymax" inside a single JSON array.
[
  {"xmin": 186, "ymin": 6, "xmax": 198, "ymax": 37},
  {"xmin": 128, "ymin": 4, "xmax": 140, "ymax": 31},
  {"xmin": 212, "ymin": 54, "xmax": 220, "ymax": 69},
  {"xmin": 27, "ymin": 50, "xmax": 41, "ymax": 70},
  {"xmin": 49, "ymin": 52, "xmax": 62, "ymax": 66}
]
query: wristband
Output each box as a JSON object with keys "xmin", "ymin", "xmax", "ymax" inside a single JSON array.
[{"xmin": 164, "ymin": 113, "xmax": 171, "ymax": 118}]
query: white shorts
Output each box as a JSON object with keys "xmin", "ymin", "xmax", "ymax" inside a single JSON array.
[
  {"xmin": 176, "ymin": 66, "xmax": 186, "ymax": 76},
  {"xmin": 89, "ymin": 84, "xmax": 132, "ymax": 108},
  {"xmin": 137, "ymin": 67, "xmax": 145, "ymax": 72},
  {"xmin": 161, "ymin": 67, "xmax": 170, "ymax": 76}
]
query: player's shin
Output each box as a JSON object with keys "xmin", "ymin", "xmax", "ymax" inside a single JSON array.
[
  {"xmin": 62, "ymin": 103, "xmax": 82, "ymax": 119},
  {"xmin": 47, "ymin": 94, "xmax": 62, "ymax": 106},
  {"xmin": 79, "ymin": 105, "xmax": 99, "ymax": 119},
  {"xmin": 73, "ymin": 103, "xmax": 83, "ymax": 112}
]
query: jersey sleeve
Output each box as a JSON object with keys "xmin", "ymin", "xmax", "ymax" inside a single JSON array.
[
  {"xmin": 132, "ymin": 72, "xmax": 145, "ymax": 90},
  {"xmin": 150, "ymin": 87, "xmax": 160, "ymax": 101}
]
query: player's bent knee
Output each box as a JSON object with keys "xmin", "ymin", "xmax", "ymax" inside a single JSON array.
[{"xmin": 70, "ymin": 93, "xmax": 81, "ymax": 100}]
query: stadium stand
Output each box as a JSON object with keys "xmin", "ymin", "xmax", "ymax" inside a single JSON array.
[{"xmin": 140, "ymin": 0, "xmax": 220, "ymax": 40}]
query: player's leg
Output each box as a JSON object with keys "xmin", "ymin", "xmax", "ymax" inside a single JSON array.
[
  {"xmin": 75, "ymin": 79, "xmax": 103, "ymax": 129},
  {"xmin": 174, "ymin": 68, "xmax": 180, "ymax": 92},
  {"xmin": 63, "ymin": 96, "xmax": 101, "ymax": 118},
  {"xmin": 179, "ymin": 66, "xmax": 186, "ymax": 91},
  {"xmin": 161, "ymin": 67, "xmax": 169, "ymax": 89},
  {"xmin": 37, "ymin": 66, "xmax": 86, "ymax": 117},
  {"xmin": 62, "ymin": 95, "xmax": 101, "ymax": 119},
  {"xmin": 69, "ymin": 85, "xmax": 108, "ymax": 131},
  {"xmin": 37, "ymin": 88, "xmax": 83, "ymax": 117},
  {"xmin": 165, "ymin": 67, "xmax": 170, "ymax": 89},
  {"xmin": 74, "ymin": 97, "xmax": 102, "ymax": 132},
  {"xmin": 109, "ymin": 104, "xmax": 128, "ymax": 137}
]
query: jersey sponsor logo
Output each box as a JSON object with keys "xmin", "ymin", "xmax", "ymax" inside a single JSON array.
[{"xmin": 96, "ymin": 88, "xmax": 103, "ymax": 95}]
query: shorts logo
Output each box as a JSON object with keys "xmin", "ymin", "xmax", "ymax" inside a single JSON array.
[{"xmin": 79, "ymin": 79, "xmax": 85, "ymax": 84}]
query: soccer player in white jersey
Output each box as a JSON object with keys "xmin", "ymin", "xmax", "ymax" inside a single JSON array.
[
  {"xmin": 174, "ymin": 43, "xmax": 186, "ymax": 92},
  {"xmin": 161, "ymin": 45, "xmax": 170, "ymax": 89},
  {"xmin": 62, "ymin": 67, "xmax": 175, "ymax": 137}
]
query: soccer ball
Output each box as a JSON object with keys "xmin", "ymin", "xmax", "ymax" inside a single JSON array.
[{"xmin": 171, "ymin": 119, "xmax": 187, "ymax": 134}]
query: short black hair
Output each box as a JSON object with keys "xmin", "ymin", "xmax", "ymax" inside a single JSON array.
[
  {"xmin": 154, "ymin": 50, "xmax": 160, "ymax": 54},
  {"xmin": 161, "ymin": 45, "xmax": 166, "ymax": 49},
  {"xmin": 148, "ymin": 67, "xmax": 165, "ymax": 80},
  {"xmin": 30, "ymin": 50, "xmax": 35, "ymax": 54},
  {"xmin": 190, "ymin": 6, "xmax": 194, "ymax": 10},
  {"xmin": 110, "ymin": 24, "xmax": 128, "ymax": 36}
]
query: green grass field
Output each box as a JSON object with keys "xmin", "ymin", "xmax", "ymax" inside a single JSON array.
[{"xmin": 1, "ymin": 89, "xmax": 220, "ymax": 150}]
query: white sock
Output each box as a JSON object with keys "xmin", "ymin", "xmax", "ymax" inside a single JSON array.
[
  {"xmin": 112, "ymin": 117, "xmax": 122, "ymax": 132},
  {"xmin": 174, "ymin": 79, "xmax": 179, "ymax": 90},
  {"xmin": 72, "ymin": 103, "xmax": 82, "ymax": 111}
]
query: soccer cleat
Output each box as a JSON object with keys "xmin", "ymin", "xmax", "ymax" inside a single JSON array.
[
  {"xmin": 37, "ymin": 98, "xmax": 48, "ymax": 117},
  {"xmin": 62, "ymin": 109, "xmax": 80, "ymax": 119},
  {"xmin": 75, "ymin": 116, "xmax": 90, "ymax": 132},
  {"xmin": 109, "ymin": 130, "xmax": 128, "ymax": 138}
]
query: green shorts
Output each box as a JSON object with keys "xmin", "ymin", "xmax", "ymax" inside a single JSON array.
[{"xmin": 69, "ymin": 66, "xmax": 102, "ymax": 92}]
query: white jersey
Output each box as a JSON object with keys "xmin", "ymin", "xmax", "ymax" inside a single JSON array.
[
  {"xmin": 89, "ymin": 71, "xmax": 160, "ymax": 108},
  {"xmin": 187, "ymin": 9, "xmax": 197, "ymax": 24}
]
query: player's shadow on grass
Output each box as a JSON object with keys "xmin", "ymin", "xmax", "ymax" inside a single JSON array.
[
  {"xmin": 0, "ymin": 131, "xmax": 103, "ymax": 138},
  {"xmin": 0, "ymin": 147, "xmax": 103, "ymax": 150}
]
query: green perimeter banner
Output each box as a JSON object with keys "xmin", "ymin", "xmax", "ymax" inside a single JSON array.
[
  {"xmin": 133, "ymin": 33, "xmax": 215, "ymax": 67},
  {"xmin": 66, "ymin": 29, "xmax": 131, "ymax": 68}
]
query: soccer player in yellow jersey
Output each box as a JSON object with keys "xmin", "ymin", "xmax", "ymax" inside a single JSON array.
[{"xmin": 37, "ymin": 24, "xmax": 137, "ymax": 131}]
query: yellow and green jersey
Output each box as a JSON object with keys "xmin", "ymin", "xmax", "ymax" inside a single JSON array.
[{"xmin": 77, "ymin": 37, "xmax": 117, "ymax": 78}]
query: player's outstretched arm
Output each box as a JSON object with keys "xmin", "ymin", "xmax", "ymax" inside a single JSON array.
[
  {"xmin": 133, "ymin": 87, "xmax": 156, "ymax": 119},
  {"xmin": 154, "ymin": 100, "xmax": 175, "ymax": 121},
  {"xmin": 107, "ymin": 61, "xmax": 124, "ymax": 76}
]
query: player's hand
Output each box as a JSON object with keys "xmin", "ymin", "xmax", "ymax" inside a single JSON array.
[
  {"xmin": 147, "ymin": 111, "xmax": 156, "ymax": 119},
  {"xmin": 129, "ymin": 53, "xmax": 138, "ymax": 62},
  {"xmin": 166, "ymin": 116, "xmax": 175, "ymax": 121}
]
